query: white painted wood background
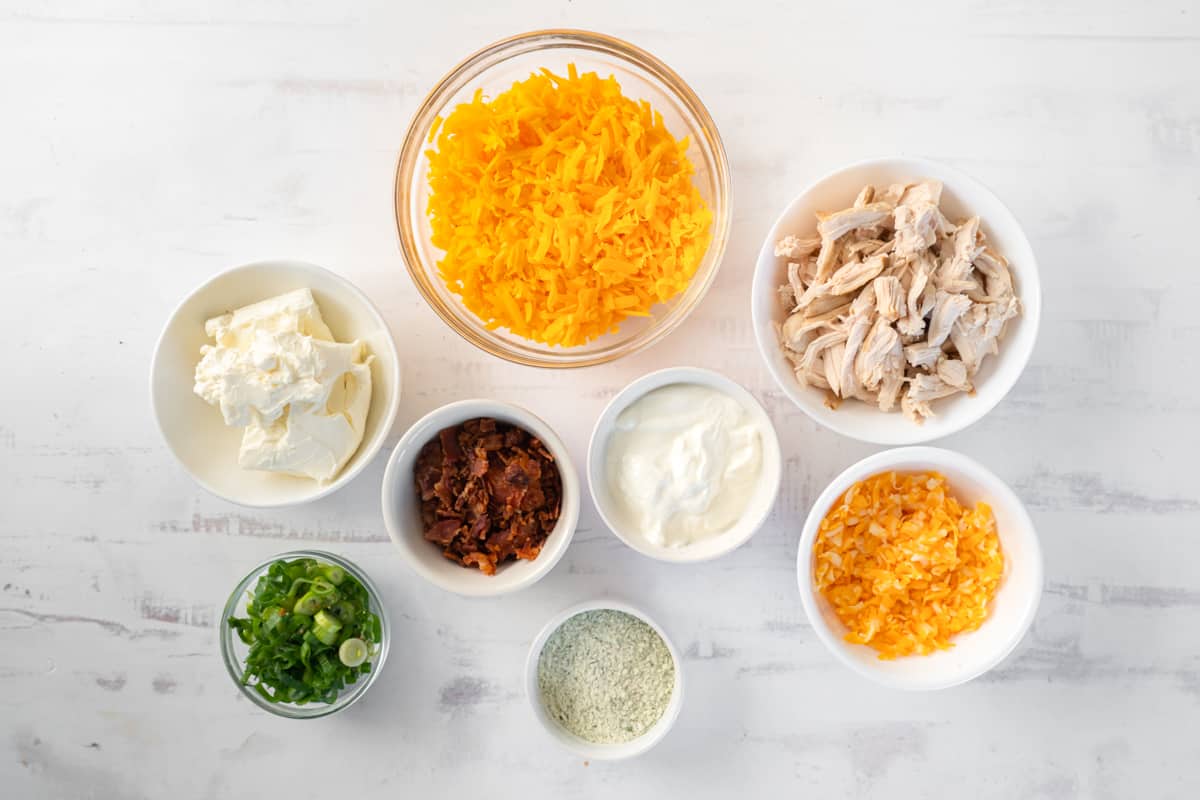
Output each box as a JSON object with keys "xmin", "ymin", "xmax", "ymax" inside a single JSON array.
[{"xmin": 3, "ymin": 0, "xmax": 1199, "ymax": 797}]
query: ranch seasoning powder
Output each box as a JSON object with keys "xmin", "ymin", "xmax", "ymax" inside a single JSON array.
[{"xmin": 537, "ymin": 609, "xmax": 676, "ymax": 744}]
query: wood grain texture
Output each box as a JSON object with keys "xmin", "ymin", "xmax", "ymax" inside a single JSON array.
[{"xmin": 2, "ymin": 0, "xmax": 1198, "ymax": 797}]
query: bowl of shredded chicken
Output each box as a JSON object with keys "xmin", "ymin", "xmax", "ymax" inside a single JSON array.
[{"xmin": 752, "ymin": 158, "xmax": 1041, "ymax": 445}]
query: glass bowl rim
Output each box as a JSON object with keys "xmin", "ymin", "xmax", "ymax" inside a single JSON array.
[
  {"xmin": 218, "ymin": 549, "xmax": 391, "ymax": 719},
  {"xmin": 393, "ymin": 28, "xmax": 733, "ymax": 368}
]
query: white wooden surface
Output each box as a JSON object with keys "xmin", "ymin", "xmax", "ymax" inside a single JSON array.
[{"xmin": 3, "ymin": 1, "xmax": 1199, "ymax": 797}]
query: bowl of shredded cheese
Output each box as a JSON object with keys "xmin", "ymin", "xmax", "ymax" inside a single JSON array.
[
  {"xmin": 797, "ymin": 446, "xmax": 1042, "ymax": 690},
  {"xmin": 395, "ymin": 29, "xmax": 731, "ymax": 368}
]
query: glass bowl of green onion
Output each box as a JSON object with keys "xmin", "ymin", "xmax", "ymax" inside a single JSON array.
[{"xmin": 220, "ymin": 550, "xmax": 390, "ymax": 719}]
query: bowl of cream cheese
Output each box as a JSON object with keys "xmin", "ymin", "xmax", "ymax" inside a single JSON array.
[
  {"xmin": 587, "ymin": 367, "xmax": 782, "ymax": 563},
  {"xmin": 151, "ymin": 260, "xmax": 402, "ymax": 507}
]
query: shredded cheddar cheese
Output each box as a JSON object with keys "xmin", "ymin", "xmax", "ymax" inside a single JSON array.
[
  {"xmin": 813, "ymin": 471, "xmax": 1004, "ymax": 659},
  {"xmin": 424, "ymin": 64, "xmax": 713, "ymax": 347}
]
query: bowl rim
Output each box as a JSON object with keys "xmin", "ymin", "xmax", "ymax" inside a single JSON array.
[
  {"xmin": 750, "ymin": 155, "xmax": 1043, "ymax": 445},
  {"xmin": 524, "ymin": 599, "xmax": 685, "ymax": 760},
  {"xmin": 148, "ymin": 258, "xmax": 403, "ymax": 509},
  {"xmin": 586, "ymin": 366, "xmax": 783, "ymax": 563},
  {"xmin": 380, "ymin": 398, "xmax": 580, "ymax": 596},
  {"xmin": 796, "ymin": 446, "xmax": 1044, "ymax": 690},
  {"xmin": 393, "ymin": 28, "xmax": 732, "ymax": 368},
  {"xmin": 218, "ymin": 549, "xmax": 392, "ymax": 719}
]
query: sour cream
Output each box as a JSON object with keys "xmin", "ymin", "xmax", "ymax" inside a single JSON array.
[{"xmin": 604, "ymin": 383, "xmax": 763, "ymax": 548}]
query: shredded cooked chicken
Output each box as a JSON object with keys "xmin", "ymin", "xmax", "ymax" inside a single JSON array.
[{"xmin": 775, "ymin": 178, "xmax": 1021, "ymax": 423}]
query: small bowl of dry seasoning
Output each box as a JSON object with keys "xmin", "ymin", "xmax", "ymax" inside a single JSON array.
[
  {"xmin": 381, "ymin": 399, "xmax": 580, "ymax": 596},
  {"xmin": 526, "ymin": 600, "xmax": 683, "ymax": 759},
  {"xmin": 797, "ymin": 446, "xmax": 1043, "ymax": 690},
  {"xmin": 395, "ymin": 29, "xmax": 731, "ymax": 368}
]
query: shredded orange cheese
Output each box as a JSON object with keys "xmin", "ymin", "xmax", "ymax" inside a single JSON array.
[
  {"xmin": 424, "ymin": 64, "xmax": 713, "ymax": 347},
  {"xmin": 813, "ymin": 471, "xmax": 1004, "ymax": 659}
]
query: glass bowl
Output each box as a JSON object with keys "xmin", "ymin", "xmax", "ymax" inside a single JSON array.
[
  {"xmin": 394, "ymin": 29, "xmax": 732, "ymax": 368},
  {"xmin": 219, "ymin": 550, "xmax": 391, "ymax": 719}
]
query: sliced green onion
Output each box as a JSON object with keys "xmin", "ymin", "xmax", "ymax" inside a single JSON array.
[
  {"xmin": 327, "ymin": 601, "xmax": 352, "ymax": 624},
  {"xmin": 338, "ymin": 638, "xmax": 368, "ymax": 667},
  {"xmin": 310, "ymin": 579, "xmax": 336, "ymax": 596},
  {"xmin": 321, "ymin": 565, "xmax": 347, "ymax": 585},
  {"xmin": 228, "ymin": 556, "xmax": 379, "ymax": 706},
  {"xmin": 294, "ymin": 589, "xmax": 334, "ymax": 615},
  {"xmin": 285, "ymin": 577, "xmax": 313, "ymax": 599},
  {"xmin": 261, "ymin": 606, "xmax": 286, "ymax": 633},
  {"xmin": 312, "ymin": 610, "xmax": 343, "ymax": 646}
]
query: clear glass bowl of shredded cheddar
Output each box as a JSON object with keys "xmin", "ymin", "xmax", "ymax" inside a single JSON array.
[{"xmin": 395, "ymin": 30, "xmax": 732, "ymax": 367}]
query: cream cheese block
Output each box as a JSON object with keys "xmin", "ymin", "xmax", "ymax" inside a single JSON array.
[{"xmin": 194, "ymin": 288, "xmax": 372, "ymax": 483}]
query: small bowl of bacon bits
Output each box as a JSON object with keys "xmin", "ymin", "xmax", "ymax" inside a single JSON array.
[
  {"xmin": 797, "ymin": 446, "xmax": 1043, "ymax": 690},
  {"xmin": 381, "ymin": 399, "xmax": 580, "ymax": 596}
]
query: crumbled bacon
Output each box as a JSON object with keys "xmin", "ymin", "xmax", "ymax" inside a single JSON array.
[
  {"xmin": 414, "ymin": 418, "xmax": 562, "ymax": 575},
  {"xmin": 425, "ymin": 518, "xmax": 463, "ymax": 547}
]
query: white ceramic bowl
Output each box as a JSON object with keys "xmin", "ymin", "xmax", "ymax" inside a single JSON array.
[
  {"xmin": 525, "ymin": 599, "xmax": 684, "ymax": 760},
  {"xmin": 797, "ymin": 446, "xmax": 1043, "ymax": 690},
  {"xmin": 587, "ymin": 367, "xmax": 782, "ymax": 563},
  {"xmin": 150, "ymin": 260, "xmax": 402, "ymax": 507},
  {"xmin": 751, "ymin": 157, "xmax": 1042, "ymax": 445},
  {"xmin": 380, "ymin": 399, "xmax": 580, "ymax": 596}
]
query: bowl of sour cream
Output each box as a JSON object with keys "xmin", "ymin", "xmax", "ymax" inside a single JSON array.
[{"xmin": 587, "ymin": 367, "xmax": 782, "ymax": 562}]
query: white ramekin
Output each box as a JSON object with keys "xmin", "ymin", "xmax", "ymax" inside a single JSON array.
[
  {"xmin": 587, "ymin": 366, "xmax": 782, "ymax": 563},
  {"xmin": 380, "ymin": 399, "xmax": 579, "ymax": 596},
  {"xmin": 797, "ymin": 446, "xmax": 1043, "ymax": 690},
  {"xmin": 525, "ymin": 599, "xmax": 684, "ymax": 760}
]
